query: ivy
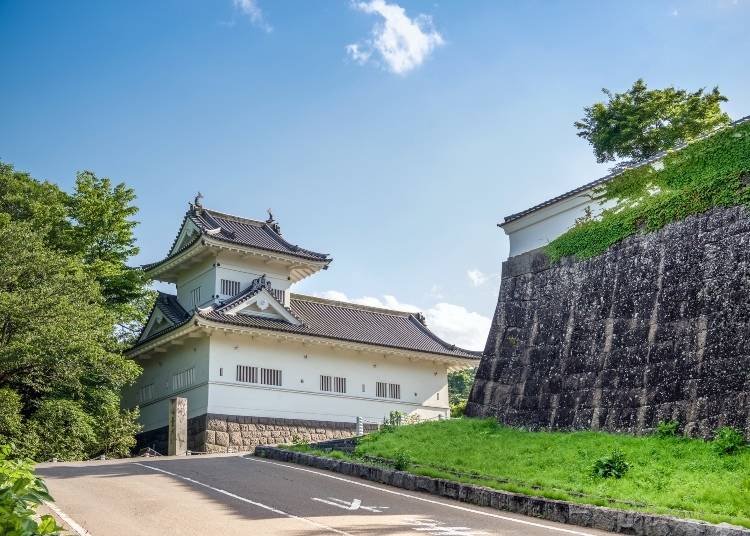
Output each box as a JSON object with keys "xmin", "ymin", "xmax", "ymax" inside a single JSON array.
[{"xmin": 546, "ymin": 120, "xmax": 750, "ymax": 262}]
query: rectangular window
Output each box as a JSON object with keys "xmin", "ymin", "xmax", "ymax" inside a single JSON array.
[
  {"xmin": 221, "ymin": 279, "xmax": 241, "ymax": 296},
  {"xmin": 389, "ymin": 383, "xmax": 401, "ymax": 400},
  {"xmin": 261, "ymin": 368, "xmax": 282, "ymax": 386},
  {"xmin": 320, "ymin": 375, "xmax": 332, "ymax": 392},
  {"xmin": 190, "ymin": 287, "xmax": 201, "ymax": 308},
  {"xmin": 138, "ymin": 384, "xmax": 154, "ymax": 404},
  {"xmin": 334, "ymin": 376, "xmax": 347, "ymax": 394},
  {"xmin": 376, "ymin": 381, "xmax": 388, "ymax": 398},
  {"xmin": 172, "ymin": 368, "xmax": 195, "ymax": 391},
  {"xmin": 236, "ymin": 365, "xmax": 258, "ymax": 383}
]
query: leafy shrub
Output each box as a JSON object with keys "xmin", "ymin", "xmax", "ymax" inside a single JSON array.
[
  {"xmin": 591, "ymin": 449, "xmax": 630, "ymax": 479},
  {"xmin": 712, "ymin": 427, "xmax": 747, "ymax": 455},
  {"xmin": 0, "ymin": 388, "xmax": 23, "ymax": 443},
  {"xmin": 31, "ymin": 399, "xmax": 96, "ymax": 461},
  {"xmin": 0, "ymin": 444, "xmax": 64, "ymax": 535},
  {"xmin": 93, "ymin": 401, "xmax": 140, "ymax": 458},
  {"xmin": 451, "ymin": 400, "xmax": 467, "ymax": 418},
  {"xmin": 654, "ymin": 420, "xmax": 680, "ymax": 438},
  {"xmin": 393, "ymin": 449, "xmax": 411, "ymax": 471}
]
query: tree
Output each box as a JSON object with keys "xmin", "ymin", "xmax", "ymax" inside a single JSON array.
[
  {"xmin": 0, "ymin": 163, "xmax": 146, "ymax": 312},
  {"xmin": 0, "ymin": 165, "xmax": 145, "ymax": 460},
  {"xmin": 575, "ymin": 79, "xmax": 730, "ymax": 163},
  {"xmin": 448, "ymin": 367, "xmax": 476, "ymax": 406}
]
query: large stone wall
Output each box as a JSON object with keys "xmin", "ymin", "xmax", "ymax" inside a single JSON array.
[
  {"xmin": 467, "ymin": 206, "xmax": 750, "ymax": 438},
  {"xmin": 135, "ymin": 413, "xmax": 377, "ymax": 454}
]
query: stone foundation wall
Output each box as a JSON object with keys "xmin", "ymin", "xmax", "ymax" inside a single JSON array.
[
  {"xmin": 468, "ymin": 206, "xmax": 750, "ymax": 438},
  {"xmin": 135, "ymin": 413, "xmax": 377, "ymax": 454}
]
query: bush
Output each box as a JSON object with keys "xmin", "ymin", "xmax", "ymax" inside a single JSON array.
[
  {"xmin": 93, "ymin": 402, "xmax": 140, "ymax": 458},
  {"xmin": 31, "ymin": 399, "xmax": 96, "ymax": 461},
  {"xmin": 654, "ymin": 420, "xmax": 680, "ymax": 438},
  {"xmin": 393, "ymin": 449, "xmax": 411, "ymax": 471},
  {"xmin": 591, "ymin": 449, "xmax": 630, "ymax": 479},
  {"xmin": 0, "ymin": 388, "xmax": 23, "ymax": 442},
  {"xmin": 450, "ymin": 400, "xmax": 467, "ymax": 418},
  {"xmin": 0, "ymin": 444, "xmax": 64, "ymax": 535},
  {"xmin": 712, "ymin": 427, "xmax": 746, "ymax": 456}
]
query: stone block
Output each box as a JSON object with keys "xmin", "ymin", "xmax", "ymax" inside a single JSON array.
[{"xmin": 214, "ymin": 431, "xmax": 229, "ymax": 447}]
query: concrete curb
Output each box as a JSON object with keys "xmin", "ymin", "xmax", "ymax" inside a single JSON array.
[{"xmin": 254, "ymin": 446, "xmax": 749, "ymax": 536}]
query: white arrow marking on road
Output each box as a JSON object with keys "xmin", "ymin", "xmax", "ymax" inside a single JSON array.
[
  {"xmin": 404, "ymin": 518, "xmax": 489, "ymax": 535},
  {"xmin": 311, "ymin": 497, "xmax": 389, "ymax": 513}
]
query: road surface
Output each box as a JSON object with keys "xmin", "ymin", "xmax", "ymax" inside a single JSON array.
[{"xmin": 37, "ymin": 454, "xmax": 615, "ymax": 536}]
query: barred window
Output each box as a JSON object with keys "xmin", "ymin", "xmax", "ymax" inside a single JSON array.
[
  {"xmin": 320, "ymin": 375, "xmax": 332, "ymax": 392},
  {"xmin": 172, "ymin": 368, "xmax": 195, "ymax": 390},
  {"xmin": 236, "ymin": 365, "xmax": 258, "ymax": 383},
  {"xmin": 221, "ymin": 279, "xmax": 241, "ymax": 296},
  {"xmin": 334, "ymin": 376, "xmax": 347, "ymax": 394},
  {"xmin": 376, "ymin": 381, "xmax": 388, "ymax": 398},
  {"xmin": 388, "ymin": 383, "xmax": 401, "ymax": 400},
  {"xmin": 138, "ymin": 384, "xmax": 154, "ymax": 404},
  {"xmin": 261, "ymin": 368, "xmax": 282, "ymax": 386},
  {"xmin": 190, "ymin": 287, "xmax": 201, "ymax": 308}
]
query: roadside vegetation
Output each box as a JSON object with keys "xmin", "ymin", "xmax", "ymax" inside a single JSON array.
[
  {"xmin": 0, "ymin": 162, "xmax": 150, "ymax": 462},
  {"xmin": 287, "ymin": 418, "xmax": 750, "ymax": 528},
  {"xmin": 447, "ymin": 367, "xmax": 476, "ymax": 417},
  {"xmin": 0, "ymin": 445, "xmax": 63, "ymax": 535}
]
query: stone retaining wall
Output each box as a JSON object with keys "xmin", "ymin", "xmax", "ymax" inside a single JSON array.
[
  {"xmin": 468, "ymin": 206, "xmax": 750, "ymax": 437},
  {"xmin": 255, "ymin": 446, "xmax": 749, "ymax": 536},
  {"xmin": 135, "ymin": 413, "xmax": 377, "ymax": 454}
]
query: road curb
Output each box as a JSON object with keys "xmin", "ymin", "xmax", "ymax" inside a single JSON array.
[{"xmin": 254, "ymin": 446, "xmax": 749, "ymax": 536}]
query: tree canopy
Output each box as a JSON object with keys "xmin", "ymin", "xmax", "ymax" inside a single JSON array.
[
  {"xmin": 575, "ymin": 79, "xmax": 730, "ymax": 163},
  {"xmin": 0, "ymin": 162, "xmax": 146, "ymax": 460}
]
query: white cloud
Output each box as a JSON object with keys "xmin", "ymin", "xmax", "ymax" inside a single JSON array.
[
  {"xmin": 315, "ymin": 291, "xmax": 490, "ymax": 351},
  {"xmin": 467, "ymin": 269, "xmax": 488, "ymax": 287},
  {"xmin": 347, "ymin": 0, "xmax": 444, "ymax": 74},
  {"xmin": 233, "ymin": 0, "xmax": 272, "ymax": 32}
]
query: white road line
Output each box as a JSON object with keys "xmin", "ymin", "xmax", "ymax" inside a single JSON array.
[
  {"xmin": 43, "ymin": 500, "xmax": 93, "ymax": 536},
  {"xmin": 242, "ymin": 456, "xmax": 600, "ymax": 536},
  {"xmin": 134, "ymin": 462, "xmax": 353, "ymax": 536}
]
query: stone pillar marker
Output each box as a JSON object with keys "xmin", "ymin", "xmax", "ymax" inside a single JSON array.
[{"xmin": 168, "ymin": 397, "xmax": 188, "ymax": 456}]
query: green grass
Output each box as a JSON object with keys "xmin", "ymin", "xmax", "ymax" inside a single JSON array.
[
  {"xmin": 546, "ymin": 119, "xmax": 750, "ymax": 262},
  {"xmin": 312, "ymin": 419, "xmax": 750, "ymax": 528}
]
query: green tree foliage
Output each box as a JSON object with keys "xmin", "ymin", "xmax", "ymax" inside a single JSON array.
[
  {"xmin": 448, "ymin": 367, "xmax": 476, "ymax": 406},
  {"xmin": 0, "ymin": 162, "xmax": 145, "ymax": 460},
  {"xmin": 575, "ymin": 79, "xmax": 730, "ymax": 163},
  {"xmin": 548, "ymin": 119, "xmax": 750, "ymax": 261},
  {"xmin": 0, "ymin": 388, "xmax": 22, "ymax": 444},
  {"xmin": 0, "ymin": 163, "xmax": 146, "ymax": 316},
  {"xmin": 0, "ymin": 445, "xmax": 63, "ymax": 535}
]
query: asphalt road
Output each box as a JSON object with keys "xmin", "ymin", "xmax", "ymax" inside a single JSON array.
[{"xmin": 37, "ymin": 454, "xmax": 616, "ymax": 536}]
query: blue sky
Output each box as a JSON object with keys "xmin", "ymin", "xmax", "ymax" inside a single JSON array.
[{"xmin": 1, "ymin": 0, "xmax": 749, "ymax": 349}]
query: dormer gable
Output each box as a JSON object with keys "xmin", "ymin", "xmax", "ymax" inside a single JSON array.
[
  {"xmin": 169, "ymin": 218, "xmax": 201, "ymax": 255},
  {"xmin": 138, "ymin": 292, "xmax": 191, "ymax": 342},
  {"xmin": 215, "ymin": 275, "xmax": 302, "ymax": 325}
]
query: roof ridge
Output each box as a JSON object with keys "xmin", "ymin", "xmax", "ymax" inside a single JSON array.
[
  {"xmin": 290, "ymin": 293, "xmax": 415, "ymax": 317},
  {"xmin": 502, "ymin": 114, "xmax": 750, "ymax": 225},
  {"xmin": 201, "ymin": 207, "xmax": 267, "ymax": 226}
]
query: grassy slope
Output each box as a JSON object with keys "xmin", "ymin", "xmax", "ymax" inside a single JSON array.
[
  {"xmin": 351, "ymin": 419, "xmax": 750, "ymax": 528},
  {"xmin": 546, "ymin": 119, "xmax": 750, "ymax": 262}
]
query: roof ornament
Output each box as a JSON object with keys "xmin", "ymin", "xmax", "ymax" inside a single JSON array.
[
  {"xmin": 266, "ymin": 208, "xmax": 282, "ymax": 235},
  {"xmin": 415, "ymin": 312, "xmax": 427, "ymax": 326},
  {"xmin": 194, "ymin": 192, "xmax": 204, "ymax": 208}
]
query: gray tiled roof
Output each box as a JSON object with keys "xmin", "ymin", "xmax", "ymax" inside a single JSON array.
[
  {"xmin": 189, "ymin": 208, "xmax": 331, "ymax": 262},
  {"xmin": 137, "ymin": 292, "xmax": 192, "ymax": 343},
  {"xmin": 201, "ymin": 294, "xmax": 480, "ymax": 359},
  {"xmin": 135, "ymin": 291, "xmax": 479, "ymax": 360},
  {"xmin": 143, "ymin": 206, "xmax": 331, "ymax": 271},
  {"xmin": 502, "ymin": 114, "xmax": 750, "ymax": 226}
]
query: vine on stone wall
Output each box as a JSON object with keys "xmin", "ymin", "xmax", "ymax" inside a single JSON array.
[{"xmin": 546, "ymin": 120, "xmax": 750, "ymax": 262}]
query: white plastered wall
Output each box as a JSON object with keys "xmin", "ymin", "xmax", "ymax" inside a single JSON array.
[
  {"xmin": 215, "ymin": 252, "xmax": 292, "ymax": 305},
  {"xmin": 123, "ymin": 336, "xmax": 211, "ymax": 432},
  {"xmin": 207, "ymin": 334, "xmax": 451, "ymax": 423},
  {"xmin": 175, "ymin": 261, "xmax": 216, "ymax": 311},
  {"xmin": 503, "ymin": 190, "xmax": 616, "ymax": 257}
]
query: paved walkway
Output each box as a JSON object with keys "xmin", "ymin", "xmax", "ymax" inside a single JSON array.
[{"xmin": 37, "ymin": 454, "xmax": 616, "ymax": 535}]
